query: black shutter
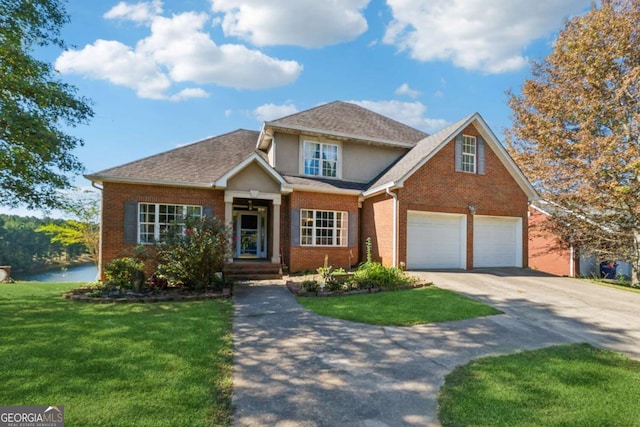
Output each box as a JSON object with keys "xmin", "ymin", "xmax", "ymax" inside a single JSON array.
[
  {"xmin": 454, "ymin": 134, "xmax": 463, "ymax": 171},
  {"xmin": 202, "ymin": 205, "xmax": 213, "ymax": 218},
  {"xmin": 290, "ymin": 209, "xmax": 300, "ymax": 246},
  {"xmin": 477, "ymin": 136, "xmax": 486, "ymax": 175},
  {"xmin": 124, "ymin": 201, "xmax": 137, "ymax": 244},
  {"xmin": 348, "ymin": 211, "xmax": 358, "ymax": 248}
]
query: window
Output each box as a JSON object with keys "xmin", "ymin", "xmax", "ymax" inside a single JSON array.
[
  {"xmin": 138, "ymin": 203, "xmax": 202, "ymax": 243},
  {"xmin": 300, "ymin": 209, "xmax": 348, "ymax": 246},
  {"xmin": 303, "ymin": 141, "xmax": 338, "ymax": 178},
  {"xmin": 462, "ymin": 135, "xmax": 476, "ymax": 173}
]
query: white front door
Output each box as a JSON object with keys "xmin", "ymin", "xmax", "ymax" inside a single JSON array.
[{"xmin": 236, "ymin": 212, "xmax": 266, "ymax": 258}]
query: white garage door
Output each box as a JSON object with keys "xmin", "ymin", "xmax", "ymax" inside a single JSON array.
[
  {"xmin": 473, "ymin": 216, "xmax": 522, "ymax": 267},
  {"xmin": 407, "ymin": 211, "xmax": 466, "ymax": 269}
]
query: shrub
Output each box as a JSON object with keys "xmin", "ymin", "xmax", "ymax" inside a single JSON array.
[
  {"xmin": 104, "ymin": 257, "xmax": 145, "ymax": 290},
  {"xmin": 354, "ymin": 261, "xmax": 414, "ymax": 290},
  {"xmin": 300, "ymin": 280, "xmax": 319, "ymax": 293},
  {"xmin": 155, "ymin": 216, "xmax": 231, "ymax": 291}
]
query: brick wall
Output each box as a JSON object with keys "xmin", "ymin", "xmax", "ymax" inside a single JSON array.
[
  {"xmin": 528, "ymin": 207, "xmax": 573, "ymax": 276},
  {"xmin": 100, "ymin": 182, "xmax": 225, "ymax": 278},
  {"xmin": 399, "ymin": 124, "xmax": 529, "ymax": 268},
  {"xmin": 361, "ymin": 193, "xmax": 395, "ymax": 266},
  {"xmin": 361, "ymin": 124, "xmax": 530, "ymax": 269},
  {"xmin": 287, "ymin": 191, "xmax": 360, "ymax": 272}
]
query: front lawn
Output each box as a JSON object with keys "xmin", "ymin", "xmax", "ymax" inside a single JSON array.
[
  {"xmin": 0, "ymin": 282, "xmax": 233, "ymax": 426},
  {"xmin": 438, "ymin": 343, "xmax": 640, "ymax": 427},
  {"xmin": 297, "ymin": 286, "xmax": 501, "ymax": 326}
]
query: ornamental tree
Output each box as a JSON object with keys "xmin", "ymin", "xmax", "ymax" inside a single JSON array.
[{"xmin": 507, "ymin": 0, "xmax": 640, "ymax": 282}]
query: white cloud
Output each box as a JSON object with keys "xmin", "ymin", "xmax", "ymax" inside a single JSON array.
[
  {"xmin": 104, "ymin": 0, "xmax": 163, "ymax": 23},
  {"xmin": 395, "ymin": 83, "xmax": 420, "ymax": 98},
  {"xmin": 55, "ymin": 4, "xmax": 303, "ymax": 100},
  {"xmin": 383, "ymin": 0, "xmax": 590, "ymax": 73},
  {"xmin": 348, "ymin": 100, "xmax": 448, "ymax": 133},
  {"xmin": 210, "ymin": 0, "xmax": 370, "ymax": 47},
  {"xmin": 253, "ymin": 102, "xmax": 298, "ymax": 121}
]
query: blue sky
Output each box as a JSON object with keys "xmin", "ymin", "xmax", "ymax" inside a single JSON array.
[{"xmin": 6, "ymin": 0, "xmax": 593, "ymax": 217}]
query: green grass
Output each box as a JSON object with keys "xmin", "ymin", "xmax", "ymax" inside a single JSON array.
[
  {"xmin": 583, "ymin": 278, "xmax": 640, "ymax": 294},
  {"xmin": 296, "ymin": 286, "xmax": 501, "ymax": 326},
  {"xmin": 438, "ymin": 343, "xmax": 640, "ymax": 427},
  {"xmin": 0, "ymin": 282, "xmax": 233, "ymax": 426}
]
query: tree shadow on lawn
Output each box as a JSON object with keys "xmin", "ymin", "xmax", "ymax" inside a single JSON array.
[{"xmin": 231, "ymin": 282, "xmax": 638, "ymax": 427}]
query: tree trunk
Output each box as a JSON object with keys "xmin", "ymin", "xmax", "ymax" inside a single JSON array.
[{"xmin": 632, "ymin": 229, "xmax": 640, "ymax": 286}]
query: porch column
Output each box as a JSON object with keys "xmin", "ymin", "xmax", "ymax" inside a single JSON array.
[
  {"xmin": 224, "ymin": 194, "xmax": 234, "ymax": 263},
  {"xmin": 271, "ymin": 200, "xmax": 281, "ymax": 264}
]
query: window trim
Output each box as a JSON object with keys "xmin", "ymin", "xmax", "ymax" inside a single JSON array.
[
  {"xmin": 137, "ymin": 203, "xmax": 202, "ymax": 244},
  {"xmin": 461, "ymin": 135, "xmax": 477, "ymax": 173},
  {"xmin": 300, "ymin": 209, "xmax": 348, "ymax": 247},
  {"xmin": 299, "ymin": 137, "xmax": 342, "ymax": 179}
]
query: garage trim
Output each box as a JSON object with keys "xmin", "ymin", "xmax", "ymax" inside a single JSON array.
[
  {"xmin": 473, "ymin": 215, "xmax": 522, "ymax": 268},
  {"xmin": 407, "ymin": 211, "xmax": 467, "ymax": 269}
]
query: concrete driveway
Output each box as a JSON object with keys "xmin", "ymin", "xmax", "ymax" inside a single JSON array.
[{"xmin": 232, "ymin": 270, "xmax": 640, "ymax": 427}]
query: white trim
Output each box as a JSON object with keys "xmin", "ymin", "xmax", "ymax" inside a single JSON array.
[
  {"xmin": 407, "ymin": 211, "xmax": 467, "ymax": 269},
  {"xmin": 84, "ymin": 175, "xmax": 214, "ymax": 189},
  {"xmin": 300, "ymin": 209, "xmax": 348, "ymax": 247},
  {"xmin": 224, "ymin": 190, "xmax": 281, "ymax": 204},
  {"xmin": 213, "ymin": 152, "xmax": 288, "ymax": 190},
  {"xmin": 362, "ymin": 181, "xmax": 402, "ymax": 198},
  {"xmin": 385, "ymin": 113, "xmax": 538, "ymax": 201},
  {"xmin": 298, "ymin": 136, "xmax": 343, "ymax": 179}
]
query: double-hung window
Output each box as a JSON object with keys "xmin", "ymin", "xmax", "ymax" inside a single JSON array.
[
  {"xmin": 461, "ymin": 135, "xmax": 477, "ymax": 173},
  {"xmin": 303, "ymin": 141, "xmax": 338, "ymax": 178},
  {"xmin": 300, "ymin": 209, "xmax": 348, "ymax": 247},
  {"xmin": 138, "ymin": 203, "xmax": 202, "ymax": 243}
]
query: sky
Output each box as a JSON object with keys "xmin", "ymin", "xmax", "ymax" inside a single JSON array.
[{"xmin": 4, "ymin": 0, "xmax": 593, "ymax": 217}]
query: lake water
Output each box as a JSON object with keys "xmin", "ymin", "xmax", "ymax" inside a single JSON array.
[{"xmin": 15, "ymin": 264, "xmax": 98, "ymax": 282}]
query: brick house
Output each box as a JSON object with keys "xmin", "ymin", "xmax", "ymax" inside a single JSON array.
[{"xmin": 86, "ymin": 101, "xmax": 538, "ymax": 278}]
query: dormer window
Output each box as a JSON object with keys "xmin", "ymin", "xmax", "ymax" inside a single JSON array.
[{"xmin": 303, "ymin": 140, "xmax": 339, "ymax": 178}]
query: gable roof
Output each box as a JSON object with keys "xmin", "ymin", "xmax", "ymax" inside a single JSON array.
[
  {"xmin": 86, "ymin": 129, "xmax": 260, "ymax": 187},
  {"xmin": 260, "ymin": 101, "xmax": 428, "ymax": 149},
  {"xmin": 364, "ymin": 112, "xmax": 539, "ymax": 200}
]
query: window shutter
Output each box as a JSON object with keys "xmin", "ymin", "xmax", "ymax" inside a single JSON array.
[
  {"xmin": 290, "ymin": 209, "xmax": 300, "ymax": 246},
  {"xmin": 124, "ymin": 201, "xmax": 137, "ymax": 244},
  {"xmin": 454, "ymin": 134, "xmax": 463, "ymax": 171},
  {"xmin": 477, "ymin": 137, "xmax": 486, "ymax": 175},
  {"xmin": 202, "ymin": 205, "xmax": 213, "ymax": 218},
  {"xmin": 348, "ymin": 211, "xmax": 358, "ymax": 248}
]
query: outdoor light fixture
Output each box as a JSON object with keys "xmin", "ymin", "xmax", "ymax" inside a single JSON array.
[{"xmin": 468, "ymin": 205, "xmax": 477, "ymax": 215}]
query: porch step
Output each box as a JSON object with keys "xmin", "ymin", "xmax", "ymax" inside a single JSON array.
[{"xmin": 223, "ymin": 262, "xmax": 283, "ymax": 281}]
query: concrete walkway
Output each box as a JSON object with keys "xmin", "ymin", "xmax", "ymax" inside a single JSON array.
[{"xmin": 230, "ymin": 270, "xmax": 640, "ymax": 427}]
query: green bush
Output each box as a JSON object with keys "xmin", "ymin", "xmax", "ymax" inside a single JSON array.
[
  {"xmin": 354, "ymin": 261, "xmax": 413, "ymax": 290},
  {"xmin": 300, "ymin": 280, "xmax": 319, "ymax": 293},
  {"xmin": 156, "ymin": 216, "xmax": 231, "ymax": 291},
  {"xmin": 104, "ymin": 257, "xmax": 145, "ymax": 290}
]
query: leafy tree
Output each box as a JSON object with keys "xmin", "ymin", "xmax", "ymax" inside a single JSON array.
[
  {"xmin": 507, "ymin": 0, "xmax": 640, "ymax": 282},
  {"xmin": 36, "ymin": 189, "xmax": 100, "ymax": 265},
  {"xmin": 0, "ymin": 0, "xmax": 93, "ymax": 209}
]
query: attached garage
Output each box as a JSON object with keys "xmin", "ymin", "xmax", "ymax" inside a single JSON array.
[
  {"xmin": 473, "ymin": 215, "xmax": 522, "ymax": 267},
  {"xmin": 407, "ymin": 211, "xmax": 466, "ymax": 269}
]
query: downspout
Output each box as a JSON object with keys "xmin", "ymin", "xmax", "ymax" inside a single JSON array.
[{"xmin": 386, "ymin": 187, "xmax": 398, "ymax": 268}]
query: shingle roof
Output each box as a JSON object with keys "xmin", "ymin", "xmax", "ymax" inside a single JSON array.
[
  {"xmin": 86, "ymin": 129, "xmax": 260, "ymax": 186},
  {"xmin": 283, "ymin": 175, "xmax": 369, "ymax": 192},
  {"xmin": 367, "ymin": 114, "xmax": 474, "ymax": 190},
  {"xmin": 266, "ymin": 101, "xmax": 428, "ymax": 146}
]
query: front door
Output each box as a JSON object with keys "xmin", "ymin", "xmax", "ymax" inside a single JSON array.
[{"xmin": 236, "ymin": 212, "xmax": 264, "ymax": 258}]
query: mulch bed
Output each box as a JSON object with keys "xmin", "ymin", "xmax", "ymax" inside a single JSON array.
[
  {"xmin": 63, "ymin": 286, "xmax": 232, "ymax": 303},
  {"xmin": 286, "ymin": 280, "xmax": 431, "ymax": 297}
]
